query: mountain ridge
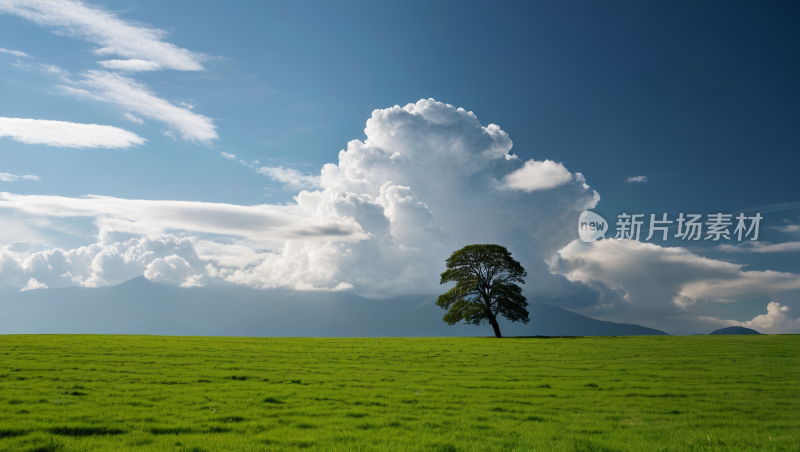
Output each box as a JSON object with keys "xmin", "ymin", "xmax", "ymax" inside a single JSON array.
[{"xmin": 1, "ymin": 276, "xmax": 669, "ymax": 336}]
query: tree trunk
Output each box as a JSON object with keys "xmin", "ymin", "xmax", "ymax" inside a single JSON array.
[{"xmin": 488, "ymin": 316, "xmax": 503, "ymax": 338}]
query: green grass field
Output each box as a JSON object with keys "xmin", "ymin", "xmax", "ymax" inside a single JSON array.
[{"xmin": 0, "ymin": 335, "xmax": 797, "ymax": 452}]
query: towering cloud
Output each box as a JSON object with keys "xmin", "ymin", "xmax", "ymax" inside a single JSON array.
[
  {"xmin": 219, "ymin": 100, "xmax": 598, "ymax": 296},
  {"xmin": 0, "ymin": 99, "xmax": 597, "ymax": 297},
  {"xmin": 3, "ymin": 99, "xmax": 796, "ymax": 332}
]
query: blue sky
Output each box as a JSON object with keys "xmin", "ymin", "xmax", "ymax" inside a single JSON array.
[{"xmin": 1, "ymin": 0, "xmax": 799, "ymax": 334}]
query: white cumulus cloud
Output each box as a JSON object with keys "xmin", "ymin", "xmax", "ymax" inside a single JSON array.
[
  {"xmin": 626, "ymin": 176, "xmax": 648, "ymax": 183},
  {"xmin": 0, "ymin": 0, "xmax": 205, "ymax": 71},
  {"xmin": 144, "ymin": 255, "xmax": 202, "ymax": 287},
  {"xmin": 0, "ymin": 99, "xmax": 599, "ymax": 297},
  {"xmin": 5, "ymin": 98, "xmax": 795, "ymax": 334},
  {"xmin": 502, "ymin": 159, "xmax": 574, "ymax": 191},
  {"xmin": 0, "ymin": 117, "xmax": 145, "ymax": 148},
  {"xmin": 697, "ymin": 301, "xmax": 800, "ymax": 334},
  {"xmin": 2, "ymin": 234, "xmax": 207, "ymax": 288},
  {"xmin": 220, "ymin": 152, "xmax": 236, "ymax": 160}
]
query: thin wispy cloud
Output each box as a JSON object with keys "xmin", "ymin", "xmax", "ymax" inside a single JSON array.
[
  {"xmin": 716, "ymin": 241, "xmax": 800, "ymax": 253},
  {"xmin": 0, "ymin": 192, "xmax": 364, "ymax": 243},
  {"xmin": 0, "ymin": 117, "xmax": 145, "ymax": 148},
  {"xmin": 59, "ymin": 71, "xmax": 218, "ymax": 143},
  {"xmin": 0, "ymin": 47, "xmax": 32, "ymax": 58},
  {"xmin": 122, "ymin": 113, "xmax": 144, "ymax": 124},
  {"xmin": 256, "ymin": 166, "xmax": 321, "ymax": 190},
  {"xmin": 38, "ymin": 63, "xmax": 70, "ymax": 80},
  {"xmin": 221, "ymin": 152, "xmax": 236, "ymax": 159},
  {"xmin": 0, "ymin": 0, "xmax": 206, "ymax": 71},
  {"xmin": 98, "ymin": 59, "xmax": 162, "ymax": 72},
  {"xmin": 769, "ymin": 224, "xmax": 800, "ymax": 234},
  {"xmin": 625, "ymin": 175, "xmax": 647, "ymax": 183},
  {"xmin": 0, "ymin": 173, "xmax": 41, "ymax": 182}
]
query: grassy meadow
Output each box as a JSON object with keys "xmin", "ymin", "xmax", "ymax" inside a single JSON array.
[{"xmin": 0, "ymin": 334, "xmax": 798, "ymax": 452}]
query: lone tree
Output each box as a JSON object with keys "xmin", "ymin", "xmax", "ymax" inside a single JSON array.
[{"xmin": 436, "ymin": 244, "xmax": 529, "ymax": 338}]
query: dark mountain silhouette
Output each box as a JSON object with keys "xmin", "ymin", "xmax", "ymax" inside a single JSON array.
[
  {"xmin": 1, "ymin": 276, "xmax": 669, "ymax": 336},
  {"xmin": 710, "ymin": 326, "xmax": 761, "ymax": 335}
]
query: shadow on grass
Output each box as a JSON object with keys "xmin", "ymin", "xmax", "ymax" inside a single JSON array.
[
  {"xmin": 150, "ymin": 426, "xmax": 232, "ymax": 435},
  {"xmin": 427, "ymin": 444, "xmax": 457, "ymax": 452},
  {"xmin": 150, "ymin": 427, "xmax": 194, "ymax": 435},
  {"xmin": 624, "ymin": 393, "xmax": 687, "ymax": 398},
  {"xmin": 217, "ymin": 416, "xmax": 245, "ymax": 423},
  {"xmin": 0, "ymin": 429, "xmax": 27, "ymax": 438},
  {"xmin": 49, "ymin": 426, "xmax": 124, "ymax": 436},
  {"xmin": 25, "ymin": 445, "xmax": 60, "ymax": 452},
  {"xmin": 574, "ymin": 439, "xmax": 620, "ymax": 452}
]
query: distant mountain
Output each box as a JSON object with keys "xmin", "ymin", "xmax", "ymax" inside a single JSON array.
[
  {"xmin": 0, "ymin": 285, "xmax": 105, "ymax": 331},
  {"xmin": 710, "ymin": 326, "xmax": 761, "ymax": 335},
  {"xmin": 0, "ymin": 276, "xmax": 669, "ymax": 336}
]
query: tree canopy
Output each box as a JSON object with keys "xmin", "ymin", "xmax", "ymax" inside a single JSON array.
[{"xmin": 435, "ymin": 244, "xmax": 529, "ymax": 338}]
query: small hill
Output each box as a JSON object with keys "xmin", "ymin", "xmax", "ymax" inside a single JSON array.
[{"xmin": 710, "ymin": 326, "xmax": 761, "ymax": 335}]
